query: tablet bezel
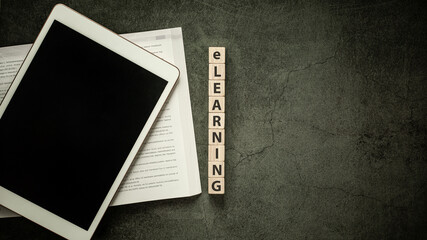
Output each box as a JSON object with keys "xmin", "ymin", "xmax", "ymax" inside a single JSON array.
[{"xmin": 0, "ymin": 4, "xmax": 179, "ymax": 240}]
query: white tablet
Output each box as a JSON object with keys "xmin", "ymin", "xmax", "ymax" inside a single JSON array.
[{"xmin": 0, "ymin": 4, "xmax": 179, "ymax": 239}]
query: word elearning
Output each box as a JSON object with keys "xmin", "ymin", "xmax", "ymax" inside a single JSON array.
[{"xmin": 208, "ymin": 47, "xmax": 225, "ymax": 194}]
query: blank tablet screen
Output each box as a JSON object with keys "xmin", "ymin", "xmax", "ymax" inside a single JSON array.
[{"xmin": 0, "ymin": 20, "xmax": 167, "ymax": 229}]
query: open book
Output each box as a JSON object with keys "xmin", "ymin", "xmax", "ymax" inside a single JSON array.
[{"xmin": 0, "ymin": 28, "xmax": 201, "ymax": 218}]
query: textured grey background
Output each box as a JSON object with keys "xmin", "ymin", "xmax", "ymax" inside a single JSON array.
[{"xmin": 0, "ymin": 0, "xmax": 426, "ymax": 239}]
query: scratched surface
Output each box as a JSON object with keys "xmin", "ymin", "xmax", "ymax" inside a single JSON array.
[{"xmin": 0, "ymin": 0, "xmax": 426, "ymax": 239}]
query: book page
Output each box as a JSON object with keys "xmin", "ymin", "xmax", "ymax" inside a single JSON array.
[{"xmin": 0, "ymin": 28, "xmax": 200, "ymax": 217}]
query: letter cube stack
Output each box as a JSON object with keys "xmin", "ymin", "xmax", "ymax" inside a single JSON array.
[{"xmin": 208, "ymin": 47, "xmax": 225, "ymax": 194}]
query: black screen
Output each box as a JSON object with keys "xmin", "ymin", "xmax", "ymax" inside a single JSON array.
[{"xmin": 0, "ymin": 21, "xmax": 167, "ymax": 229}]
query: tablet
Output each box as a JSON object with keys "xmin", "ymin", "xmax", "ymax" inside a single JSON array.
[{"xmin": 0, "ymin": 4, "xmax": 179, "ymax": 239}]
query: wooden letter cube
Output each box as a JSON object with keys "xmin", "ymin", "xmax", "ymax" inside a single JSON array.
[
  {"xmin": 208, "ymin": 177, "xmax": 225, "ymax": 194},
  {"xmin": 209, "ymin": 97, "xmax": 225, "ymax": 113},
  {"xmin": 208, "ymin": 80, "xmax": 225, "ymax": 96},
  {"xmin": 209, "ymin": 112, "xmax": 225, "ymax": 129},
  {"xmin": 209, "ymin": 47, "xmax": 225, "ymax": 64},
  {"xmin": 208, "ymin": 129, "xmax": 225, "ymax": 145},
  {"xmin": 209, "ymin": 145, "xmax": 225, "ymax": 162},
  {"xmin": 209, "ymin": 162, "xmax": 225, "ymax": 177},
  {"xmin": 209, "ymin": 64, "xmax": 225, "ymax": 80}
]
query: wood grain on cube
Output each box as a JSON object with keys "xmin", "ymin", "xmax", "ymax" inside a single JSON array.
[
  {"xmin": 209, "ymin": 97, "xmax": 225, "ymax": 113},
  {"xmin": 208, "ymin": 129, "xmax": 225, "ymax": 145},
  {"xmin": 209, "ymin": 145, "xmax": 225, "ymax": 162},
  {"xmin": 209, "ymin": 112, "xmax": 225, "ymax": 129},
  {"xmin": 209, "ymin": 64, "xmax": 225, "ymax": 80},
  {"xmin": 208, "ymin": 177, "xmax": 225, "ymax": 194},
  {"xmin": 209, "ymin": 47, "xmax": 225, "ymax": 64},
  {"xmin": 208, "ymin": 80, "xmax": 225, "ymax": 96},
  {"xmin": 208, "ymin": 162, "xmax": 225, "ymax": 178}
]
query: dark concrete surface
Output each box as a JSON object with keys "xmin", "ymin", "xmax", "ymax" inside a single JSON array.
[{"xmin": 0, "ymin": 0, "xmax": 426, "ymax": 239}]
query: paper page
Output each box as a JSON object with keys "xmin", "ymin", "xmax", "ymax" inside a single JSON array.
[
  {"xmin": 169, "ymin": 28, "xmax": 201, "ymax": 194},
  {"xmin": 0, "ymin": 44, "xmax": 31, "ymax": 101},
  {"xmin": 0, "ymin": 28, "xmax": 200, "ymax": 217}
]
